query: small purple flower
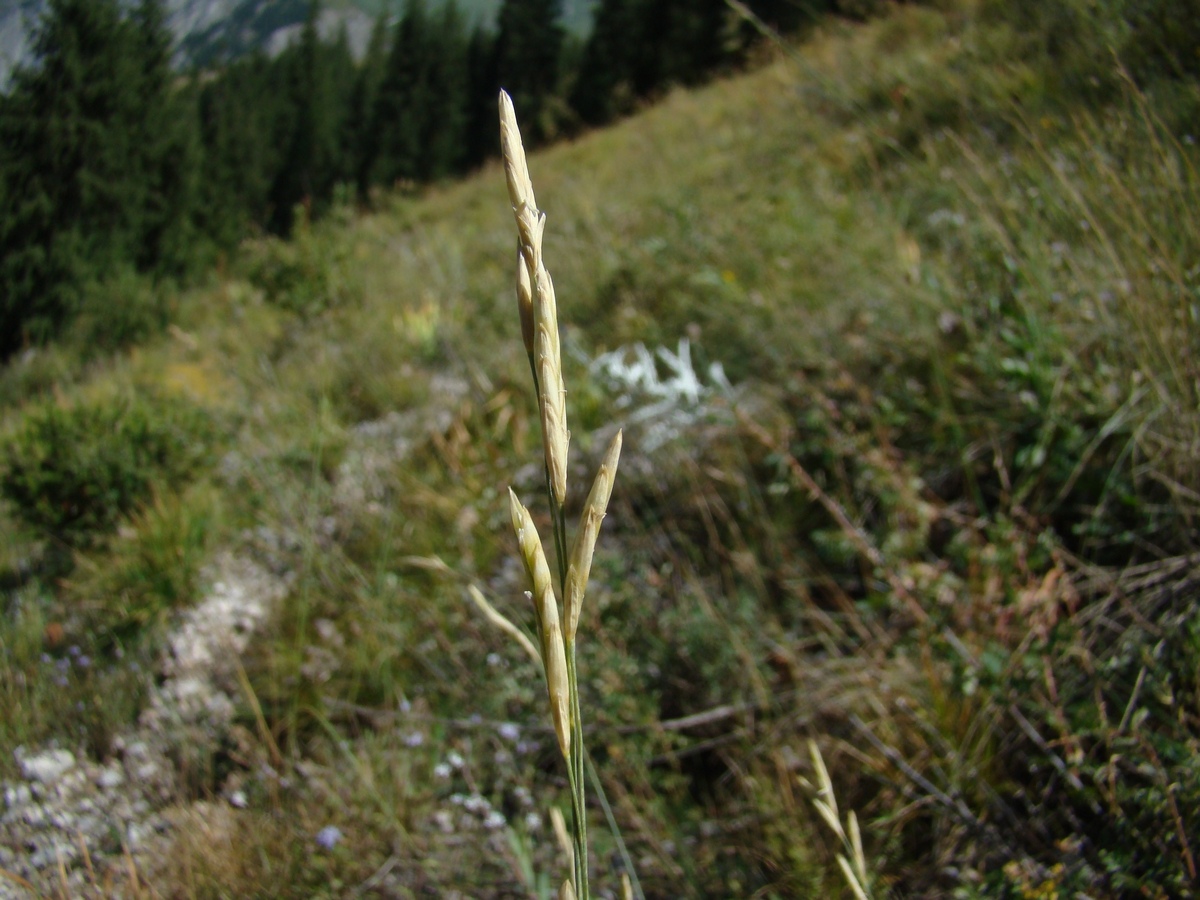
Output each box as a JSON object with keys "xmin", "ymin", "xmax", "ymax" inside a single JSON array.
[
  {"xmin": 315, "ymin": 825, "xmax": 342, "ymax": 850},
  {"xmin": 68, "ymin": 645, "xmax": 81, "ymax": 658},
  {"xmin": 75, "ymin": 655, "xmax": 91, "ymax": 669},
  {"xmin": 402, "ymin": 732, "xmax": 424, "ymax": 748},
  {"xmin": 497, "ymin": 722, "xmax": 520, "ymax": 742}
]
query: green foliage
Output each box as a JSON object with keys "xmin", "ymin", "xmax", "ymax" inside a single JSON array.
[
  {"xmin": 0, "ymin": 583, "xmax": 154, "ymax": 772},
  {"xmin": 196, "ymin": 52, "xmax": 293, "ymax": 248},
  {"xmin": 67, "ymin": 268, "xmax": 172, "ymax": 355},
  {"xmin": 0, "ymin": 0, "xmax": 197, "ymax": 355},
  {"xmin": 268, "ymin": 1, "xmax": 357, "ymax": 234},
  {"xmin": 68, "ymin": 486, "xmax": 219, "ymax": 642},
  {"xmin": 242, "ymin": 209, "xmax": 363, "ymax": 317},
  {"xmin": 371, "ymin": 0, "xmax": 470, "ymax": 186},
  {"xmin": 495, "ymin": 0, "xmax": 566, "ymax": 143},
  {"xmin": 0, "ymin": 392, "xmax": 214, "ymax": 550}
]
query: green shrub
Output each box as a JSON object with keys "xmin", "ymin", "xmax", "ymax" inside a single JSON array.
[
  {"xmin": 0, "ymin": 392, "xmax": 214, "ymax": 550},
  {"xmin": 68, "ymin": 266, "xmax": 171, "ymax": 354},
  {"xmin": 243, "ymin": 208, "xmax": 362, "ymax": 318},
  {"xmin": 67, "ymin": 485, "xmax": 219, "ymax": 643}
]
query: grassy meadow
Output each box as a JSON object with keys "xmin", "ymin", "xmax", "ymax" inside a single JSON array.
[{"xmin": 2, "ymin": 1, "xmax": 1198, "ymax": 896}]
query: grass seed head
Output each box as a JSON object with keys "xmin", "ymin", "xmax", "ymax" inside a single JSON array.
[
  {"xmin": 499, "ymin": 91, "xmax": 536, "ymax": 218},
  {"xmin": 565, "ymin": 429, "xmax": 623, "ymax": 642},
  {"xmin": 509, "ymin": 488, "xmax": 554, "ymax": 614},
  {"xmin": 550, "ymin": 806, "xmax": 576, "ymax": 873},
  {"xmin": 508, "ymin": 488, "xmax": 571, "ymax": 759},
  {"xmin": 516, "ymin": 250, "xmax": 535, "ymax": 360}
]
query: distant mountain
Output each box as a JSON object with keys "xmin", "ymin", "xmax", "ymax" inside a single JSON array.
[{"xmin": 0, "ymin": 0, "xmax": 593, "ymax": 88}]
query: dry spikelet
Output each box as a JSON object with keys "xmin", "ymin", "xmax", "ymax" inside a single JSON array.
[
  {"xmin": 565, "ymin": 429, "xmax": 623, "ymax": 642},
  {"xmin": 535, "ymin": 289, "xmax": 569, "ymax": 506},
  {"xmin": 550, "ymin": 806, "xmax": 576, "ymax": 874},
  {"xmin": 467, "ymin": 585, "xmax": 541, "ymax": 666},
  {"xmin": 499, "ymin": 90, "xmax": 569, "ymax": 507},
  {"xmin": 516, "ymin": 250, "xmax": 535, "ymax": 360},
  {"xmin": 499, "ymin": 91, "xmax": 536, "ymax": 219},
  {"xmin": 620, "ymin": 872, "xmax": 634, "ymax": 900},
  {"xmin": 509, "ymin": 488, "xmax": 572, "ymax": 760},
  {"xmin": 559, "ymin": 880, "xmax": 577, "ymax": 900}
]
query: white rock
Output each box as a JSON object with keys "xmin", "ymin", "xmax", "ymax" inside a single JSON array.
[
  {"xmin": 4, "ymin": 783, "xmax": 31, "ymax": 809},
  {"xmin": 18, "ymin": 749, "xmax": 75, "ymax": 786}
]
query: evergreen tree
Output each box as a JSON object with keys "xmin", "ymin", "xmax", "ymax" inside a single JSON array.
[
  {"xmin": 422, "ymin": 1, "xmax": 468, "ymax": 180},
  {"xmin": 346, "ymin": 4, "xmax": 392, "ymax": 201},
  {"xmin": 128, "ymin": 0, "xmax": 199, "ymax": 274},
  {"xmin": 196, "ymin": 52, "xmax": 291, "ymax": 245},
  {"xmin": 461, "ymin": 22, "xmax": 499, "ymax": 170},
  {"xmin": 372, "ymin": 0, "xmax": 469, "ymax": 186},
  {"xmin": 495, "ymin": 0, "xmax": 565, "ymax": 145},
  {"xmin": 372, "ymin": 0, "xmax": 431, "ymax": 186},
  {"xmin": 569, "ymin": 0, "xmax": 638, "ymax": 126},
  {"xmin": 268, "ymin": 0, "xmax": 343, "ymax": 232},
  {"xmin": 325, "ymin": 23, "xmax": 359, "ymax": 181},
  {"xmin": 0, "ymin": 0, "xmax": 160, "ymax": 352}
]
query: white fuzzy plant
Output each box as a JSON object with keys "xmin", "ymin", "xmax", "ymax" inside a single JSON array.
[{"xmin": 469, "ymin": 90, "xmax": 624, "ymax": 900}]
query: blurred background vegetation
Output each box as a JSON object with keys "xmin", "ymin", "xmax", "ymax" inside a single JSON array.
[{"xmin": 1, "ymin": 0, "xmax": 1198, "ymax": 896}]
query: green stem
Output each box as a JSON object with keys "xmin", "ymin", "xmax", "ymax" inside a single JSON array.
[{"xmin": 568, "ymin": 640, "xmax": 589, "ymax": 899}]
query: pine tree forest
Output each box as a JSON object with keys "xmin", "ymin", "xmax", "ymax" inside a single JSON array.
[{"xmin": 0, "ymin": 0, "xmax": 862, "ymax": 355}]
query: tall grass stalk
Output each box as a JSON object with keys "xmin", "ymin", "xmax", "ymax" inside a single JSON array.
[{"xmin": 490, "ymin": 89, "xmax": 624, "ymax": 900}]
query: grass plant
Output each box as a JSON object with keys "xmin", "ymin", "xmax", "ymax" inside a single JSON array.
[
  {"xmin": 0, "ymin": 3, "xmax": 1198, "ymax": 896},
  {"xmin": 485, "ymin": 89, "xmax": 625, "ymax": 900}
]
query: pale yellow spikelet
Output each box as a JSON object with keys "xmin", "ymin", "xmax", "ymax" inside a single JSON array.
[
  {"xmin": 620, "ymin": 872, "xmax": 633, "ymax": 900},
  {"xmin": 550, "ymin": 806, "xmax": 576, "ymax": 874},
  {"xmin": 498, "ymin": 91, "xmax": 536, "ymax": 219},
  {"xmin": 508, "ymin": 488, "xmax": 572, "ymax": 760},
  {"xmin": 466, "ymin": 585, "xmax": 541, "ymax": 666},
  {"xmin": 516, "ymin": 250, "xmax": 535, "ymax": 360},
  {"xmin": 837, "ymin": 856, "xmax": 870, "ymax": 900},
  {"xmin": 559, "ymin": 880, "xmax": 577, "ymax": 900},
  {"xmin": 529, "ymin": 218, "xmax": 567, "ymax": 508},
  {"xmin": 509, "ymin": 488, "xmax": 554, "ymax": 620},
  {"xmin": 499, "ymin": 90, "xmax": 569, "ymax": 508},
  {"xmin": 565, "ymin": 429, "xmax": 623, "ymax": 642},
  {"xmin": 541, "ymin": 609, "xmax": 572, "ymax": 761}
]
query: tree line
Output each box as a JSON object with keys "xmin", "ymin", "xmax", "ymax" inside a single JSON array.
[{"xmin": 0, "ymin": 0, "xmax": 855, "ymax": 357}]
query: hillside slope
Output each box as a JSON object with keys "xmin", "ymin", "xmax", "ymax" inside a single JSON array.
[{"xmin": 1, "ymin": 2, "xmax": 1197, "ymax": 896}]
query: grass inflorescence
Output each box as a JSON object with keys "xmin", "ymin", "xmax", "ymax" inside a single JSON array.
[{"xmin": 494, "ymin": 88, "xmax": 624, "ymax": 900}]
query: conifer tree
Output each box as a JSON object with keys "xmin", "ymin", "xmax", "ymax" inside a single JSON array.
[
  {"xmin": 569, "ymin": 0, "xmax": 638, "ymax": 126},
  {"xmin": 372, "ymin": 0, "xmax": 431, "ymax": 186},
  {"xmin": 269, "ymin": 0, "xmax": 343, "ymax": 232},
  {"xmin": 372, "ymin": 0, "xmax": 469, "ymax": 186},
  {"xmin": 421, "ymin": 1, "xmax": 468, "ymax": 180},
  {"xmin": 129, "ymin": 0, "xmax": 199, "ymax": 274},
  {"xmin": 495, "ymin": 0, "xmax": 565, "ymax": 145},
  {"xmin": 197, "ymin": 52, "xmax": 290, "ymax": 245},
  {"xmin": 461, "ymin": 22, "xmax": 499, "ymax": 170},
  {"xmin": 0, "ymin": 0, "xmax": 158, "ymax": 352},
  {"xmin": 346, "ymin": 4, "xmax": 392, "ymax": 201}
]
